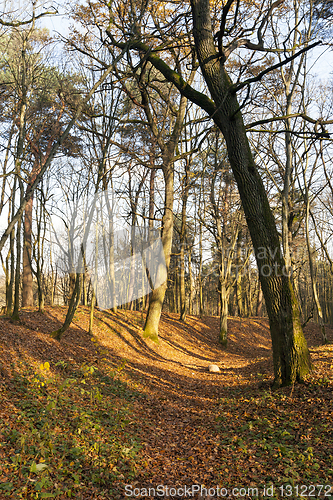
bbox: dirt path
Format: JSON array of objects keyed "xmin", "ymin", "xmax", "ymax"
[{"xmin": 102, "ymin": 313, "xmax": 333, "ymax": 498}]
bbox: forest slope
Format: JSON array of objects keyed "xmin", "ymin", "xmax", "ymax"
[{"xmin": 0, "ymin": 308, "xmax": 333, "ymax": 499}]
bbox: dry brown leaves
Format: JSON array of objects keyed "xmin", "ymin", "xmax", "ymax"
[{"xmin": 0, "ymin": 307, "xmax": 332, "ymax": 499}]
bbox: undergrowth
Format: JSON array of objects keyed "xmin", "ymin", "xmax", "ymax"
[
  {"xmin": 215, "ymin": 383, "xmax": 333, "ymax": 497},
  {"xmin": 0, "ymin": 359, "xmax": 141, "ymax": 499}
]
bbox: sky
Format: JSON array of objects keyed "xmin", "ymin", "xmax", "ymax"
[
  {"xmin": 0, "ymin": 0, "xmax": 332, "ymax": 260},
  {"xmin": 37, "ymin": 1, "xmax": 333, "ymax": 83}
]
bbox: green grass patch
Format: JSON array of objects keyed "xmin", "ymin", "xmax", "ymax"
[
  {"xmin": 215, "ymin": 386, "xmax": 333, "ymax": 496},
  {"xmin": 0, "ymin": 359, "xmax": 141, "ymax": 499}
]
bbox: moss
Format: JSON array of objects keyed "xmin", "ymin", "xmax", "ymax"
[
  {"xmin": 50, "ymin": 329, "xmax": 62, "ymax": 341},
  {"xmin": 219, "ymin": 329, "xmax": 228, "ymax": 346},
  {"xmin": 142, "ymin": 327, "xmax": 159, "ymax": 344}
]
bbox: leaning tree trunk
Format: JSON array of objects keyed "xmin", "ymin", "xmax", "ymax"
[
  {"xmin": 143, "ymin": 164, "xmax": 173, "ymax": 341},
  {"xmin": 51, "ymin": 273, "xmax": 82, "ymax": 340},
  {"xmin": 190, "ymin": 0, "xmax": 312, "ymax": 387}
]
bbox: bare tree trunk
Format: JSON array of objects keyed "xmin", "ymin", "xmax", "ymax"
[
  {"xmin": 171, "ymin": 276, "xmax": 176, "ymax": 313},
  {"xmin": 189, "ymin": 0, "xmax": 312, "ymax": 386},
  {"xmin": 22, "ymin": 195, "xmax": 34, "ymax": 307},
  {"xmin": 143, "ymin": 86, "xmax": 190, "ymax": 338},
  {"xmin": 282, "ymin": 109, "xmax": 292, "ymax": 273},
  {"xmin": 179, "ymin": 239, "xmax": 186, "ymax": 321},
  {"xmin": 179, "ymin": 159, "xmax": 190, "ymax": 322},
  {"xmin": 82, "ymin": 269, "xmax": 87, "ymax": 307},
  {"xmin": 149, "ymin": 167, "xmax": 156, "ymax": 229},
  {"xmin": 144, "ymin": 164, "xmax": 173, "ymax": 340},
  {"xmin": 51, "ymin": 273, "xmax": 82, "ymax": 340},
  {"xmin": 248, "ymin": 276, "xmax": 254, "ymax": 317},
  {"xmin": 219, "ymin": 281, "xmax": 229, "ymax": 345},
  {"xmin": 6, "ymin": 228, "xmax": 15, "ymax": 315},
  {"xmin": 33, "ymin": 191, "xmax": 47, "ymax": 313},
  {"xmin": 11, "ymin": 218, "xmax": 22, "ymax": 322},
  {"xmin": 188, "ymin": 247, "xmax": 194, "ymax": 315},
  {"xmin": 50, "ymin": 245, "xmax": 55, "ymax": 306},
  {"xmin": 229, "ymin": 288, "xmax": 236, "ymax": 316},
  {"xmin": 35, "ymin": 235, "xmax": 45, "ymax": 314},
  {"xmin": 108, "ymin": 212, "xmax": 117, "ymax": 313},
  {"xmin": 304, "ymin": 175, "xmax": 327, "ymax": 344},
  {"xmin": 236, "ymin": 230, "xmax": 243, "ymax": 317},
  {"xmin": 198, "ymin": 219, "xmax": 204, "ymax": 318},
  {"xmin": 99, "ymin": 185, "xmax": 117, "ymax": 313},
  {"xmin": 89, "ymin": 289, "xmax": 96, "ymax": 335}
]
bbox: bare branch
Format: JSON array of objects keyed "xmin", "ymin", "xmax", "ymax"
[
  {"xmin": 0, "ymin": 44, "xmax": 129, "ymax": 253},
  {"xmin": 257, "ymin": 0, "xmax": 285, "ymax": 47},
  {"xmin": 233, "ymin": 40, "xmax": 322, "ymax": 92},
  {"xmin": 0, "ymin": 8, "xmax": 58, "ymax": 27},
  {"xmin": 246, "ymin": 113, "xmax": 333, "ymax": 130}
]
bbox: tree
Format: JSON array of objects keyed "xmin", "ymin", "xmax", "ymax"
[
  {"xmin": 196, "ymin": 129, "xmax": 245, "ymax": 342},
  {"xmin": 0, "ymin": 39, "xmax": 129, "ymax": 263},
  {"xmin": 103, "ymin": 0, "xmax": 314, "ymax": 386},
  {"xmin": 117, "ymin": 63, "xmax": 195, "ymax": 340}
]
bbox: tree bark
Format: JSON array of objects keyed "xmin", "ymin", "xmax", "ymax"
[
  {"xmin": 11, "ymin": 218, "xmax": 22, "ymax": 322},
  {"xmin": 143, "ymin": 164, "xmax": 173, "ymax": 341},
  {"xmin": 219, "ymin": 281, "xmax": 229, "ymax": 345},
  {"xmin": 198, "ymin": 217, "xmax": 204, "ymax": 318},
  {"xmin": 179, "ymin": 158, "xmax": 190, "ymax": 322},
  {"xmin": 35, "ymin": 207, "xmax": 45, "ymax": 313},
  {"xmin": 101, "ymin": 183, "xmax": 117, "ymax": 313},
  {"xmin": 22, "ymin": 221, "xmax": 33, "ymax": 304},
  {"xmin": 190, "ymin": 0, "xmax": 312, "ymax": 386},
  {"xmin": 282, "ymin": 103, "xmax": 292, "ymax": 273},
  {"xmin": 236, "ymin": 230, "xmax": 243, "ymax": 317},
  {"xmin": 89, "ymin": 289, "xmax": 96, "ymax": 335},
  {"xmin": 149, "ymin": 167, "xmax": 156, "ymax": 229},
  {"xmin": 143, "ymin": 88, "xmax": 190, "ymax": 339},
  {"xmin": 6, "ymin": 228, "xmax": 15, "ymax": 315},
  {"xmin": 22, "ymin": 176, "xmax": 36, "ymax": 307},
  {"xmin": 51, "ymin": 273, "xmax": 82, "ymax": 340},
  {"xmin": 188, "ymin": 247, "xmax": 194, "ymax": 315},
  {"xmin": 303, "ymin": 168, "xmax": 328, "ymax": 344}
]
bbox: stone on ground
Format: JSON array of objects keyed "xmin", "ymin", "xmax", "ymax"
[{"xmin": 208, "ymin": 364, "xmax": 220, "ymax": 373}]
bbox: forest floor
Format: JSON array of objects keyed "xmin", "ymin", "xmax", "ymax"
[{"xmin": 0, "ymin": 307, "xmax": 333, "ymax": 500}]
